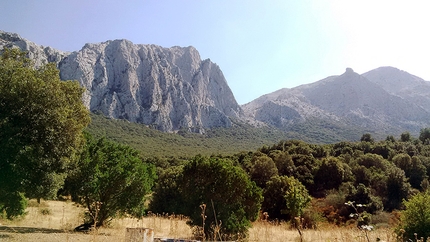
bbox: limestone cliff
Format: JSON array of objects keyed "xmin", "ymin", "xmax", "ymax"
[{"xmin": 0, "ymin": 31, "xmax": 242, "ymax": 133}]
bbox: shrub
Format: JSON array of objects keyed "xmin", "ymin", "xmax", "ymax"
[
  {"xmin": 398, "ymin": 191, "xmax": 430, "ymax": 241},
  {"xmin": 179, "ymin": 156, "xmax": 262, "ymax": 240},
  {"xmin": 262, "ymin": 175, "xmax": 311, "ymax": 221},
  {"xmin": 65, "ymin": 135, "xmax": 157, "ymax": 227}
]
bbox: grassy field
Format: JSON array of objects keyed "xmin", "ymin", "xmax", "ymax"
[{"xmin": 0, "ymin": 200, "xmax": 397, "ymax": 242}]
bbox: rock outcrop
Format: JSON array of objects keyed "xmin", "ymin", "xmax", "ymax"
[
  {"xmin": 0, "ymin": 31, "xmax": 242, "ymax": 133},
  {"xmin": 0, "ymin": 30, "xmax": 68, "ymax": 67}
]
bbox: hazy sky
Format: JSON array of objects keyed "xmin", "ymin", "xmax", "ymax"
[{"xmin": 2, "ymin": 1, "xmax": 429, "ymax": 104}]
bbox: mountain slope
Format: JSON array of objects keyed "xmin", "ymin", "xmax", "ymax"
[
  {"xmin": 243, "ymin": 68, "xmax": 430, "ymax": 138},
  {"xmin": 363, "ymin": 66, "xmax": 430, "ymax": 113}
]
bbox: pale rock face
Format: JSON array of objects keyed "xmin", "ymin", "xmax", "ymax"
[
  {"xmin": 0, "ymin": 31, "xmax": 242, "ymax": 133},
  {"xmin": 0, "ymin": 30, "xmax": 68, "ymax": 67}
]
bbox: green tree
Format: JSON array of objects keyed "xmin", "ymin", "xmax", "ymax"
[
  {"xmin": 262, "ymin": 175, "xmax": 311, "ymax": 221},
  {"xmin": 250, "ymin": 154, "xmax": 278, "ymax": 188},
  {"xmin": 291, "ymin": 154, "xmax": 318, "ymax": 194},
  {"xmin": 284, "ymin": 178, "xmax": 312, "ymax": 219},
  {"xmin": 400, "ymin": 132, "xmax": 412, "ymax": 142},
  {"xmin": 385, "ymin": 135, "xmax": 396, "ymax": 143},
  {"xmin": 179, "ymin": 156, "xmax": 262, "ymax": 240},
  {"xmin": 65, "ymin": 135, "xmax": 156, "ymax": 227},
  {"xmin": 393, "ymin": 154, "xmax": 427, "ymax": 189},
  {"xmin": 360, "ymin": 133, "xmax": 374, "ymax": 143},
  {"xmin": 419, "ymin": 128, "xmax": 430, "ymax": 144},
  {"xmin": 269, "ymin": 150, "xmax": 294, "ymax": 177},
  {"xmin": 399, "ymin": 192, "xmax": 430, "ymax": 241},
  {"xmin": 0, "ymin": 48, "xmax": 90, "ymax": 217},
  {"xmin": 385, "ymin": 166, "xmax": 411, "ymax": 211},
  {"xmin": 149, "ymin": 165, "xmax": 186, "ymax": 215},
  {"xmin": 314, "ymin": 157, "xmax": 346, "ymax": 194}
]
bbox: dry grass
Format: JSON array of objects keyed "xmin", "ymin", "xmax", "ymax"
[
  {"xmin": 0, "ymin": 200, "xmax": 397, "ymax": 241},
  {"xmin": 0, "ymin": 199, "xmax": 193, "ymax": 241},
  {"xmin": 249, "ymin": 221, "xmax": 396, "ymax": 242}
]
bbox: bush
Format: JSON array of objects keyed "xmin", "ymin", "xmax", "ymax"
[
  {"xmin": 262, "ymin": 175, "xmax": 311, "ymax": 221},
  {"xmin": 65, "ymin": 135, "xmax": 157, "ymax": 227},
  {"xmin": 178, "ymin": 156, "xmax": 262, "ymax": 240},
  {"xmin": 398, "ymin": 191, "xmax": 430, "ymax": 241}
]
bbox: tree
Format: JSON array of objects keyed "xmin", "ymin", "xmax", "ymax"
[
  {"xmin": 269, "ymin": 150, "xmax": 295, "ymax": 177},
  {"xmin": 65, "ymin": 134, "xmax": 156, "ymax": 228},
  {"xmin": 400, "ymin": 132, "xmax": 412, "ymax": 142},
  {"xmin": 0, "ymin": 48, "xmax": 90, "ymax": 217},
  {"xmin": 386, "ymin": 135, "xmax": 396, "ymax": 143},
  {"xmin": 149, "ymin": 165, "xmax": 186, "ymax": 215},
  {"xmin": 314, "ymin": 157, "xmax": 347, "ymax": 195},
  {"xmin": 399, "ymin": 192, "xmax": 430, "ymax": 241},
  {"xmin": 385, "ymin": 166, "xmax": 411, "ymax": 211},
  {"xmin": 262, "ymin": 175, "xmax": 311, "ymax": 221},
  {"xmin": 345, "ymin": 183, "xmax": 383, "ymax": 214},
  {"xmin": 393, "ymin": 154, "xmax": 427, "ymax": 189},
  {"xmin": 249, "ymin": 154, "xmax": 278, "ymax": 188},
  {"xmin": 419, "ymin": 128, "xmax": 430, "ymax": 144},
  {"xmin": 360, "ymin": 133, "xmax": 374, "ymax": 143},
  {"xmin": 178, "ymin": 156, "xmax": 262, "ymax": 240}
]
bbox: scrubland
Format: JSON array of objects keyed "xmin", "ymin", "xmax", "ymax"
[{"xmin": 0, "ymin": 200, "xmax": 396, "ymax": 242}]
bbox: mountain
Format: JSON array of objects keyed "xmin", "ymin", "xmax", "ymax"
[
  {"xmin": 363, "ymin": 66, "xmax": 430, "ymax": 114},
  {"xmin": 2, "ymin": 30, "xmax": 430, "ymax": 142},
  {"xmin": 0, "ymin": 30, "xmax": 242, "ymax": 133},
  {"xmin": 244, "ymin": 67, "xmax": 430, "ymax": 139}
]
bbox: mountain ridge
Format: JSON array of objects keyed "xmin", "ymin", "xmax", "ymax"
[
  {"xmin": 244, "ymin": 67, "xmax": 430, "ymax": 137},
  {"xmin": 2, "ymin": 30, "xmax": 430, "ymax": 142}
]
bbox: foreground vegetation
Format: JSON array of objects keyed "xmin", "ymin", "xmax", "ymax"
[{"xmin": 0, "ymin": 199, "xmax": 397, "ymax": 242}]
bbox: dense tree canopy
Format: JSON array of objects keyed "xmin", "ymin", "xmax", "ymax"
[{"xmin": 0, "ymin": 48, "xmax": 90, "ymax": 217}]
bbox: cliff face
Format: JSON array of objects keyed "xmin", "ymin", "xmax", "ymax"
[
  {"xmin": 59, "ymin": 40, "xmax": 242, "ymax": 132},
  {"xmin": 0, "ymin": 31, "xmax": 242, "ymax": 133}
]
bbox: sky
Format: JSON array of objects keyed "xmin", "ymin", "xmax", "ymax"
[{"xmin": 1, "ymin": 0, "xmax": 430, "ymax": 104}]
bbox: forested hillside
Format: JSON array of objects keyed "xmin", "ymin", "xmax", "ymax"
[{"xmin": 87, "ymin": 113, "xmax": 290, "ymax": 158}]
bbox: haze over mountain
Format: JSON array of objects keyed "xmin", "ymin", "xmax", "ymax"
[{"xmin": 2, "ymin": 30, "xmax": 430, "ymax": 141}]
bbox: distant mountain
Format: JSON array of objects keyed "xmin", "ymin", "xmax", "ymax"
[
  {"xmin": 2, "ymin": 30, "xmax": 430, "ymax": 142},
  {"xmin": 0, "ymin": 30, "xmax": 242, "ymax": 133},
  {"xmin": 243, "ymin": 67, "xmax": 430, "ymax": 139},
  {"xmin": 363, "ymin": 66, "xmax": 430, "ymax": 114}
]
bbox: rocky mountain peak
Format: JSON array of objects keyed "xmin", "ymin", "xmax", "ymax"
[
  {"xmin": 0, "ymin": 31, "xmax": 242, "ymax": 133},
  {"xmin": 0, "ymin": 30, "xmax": 69, "ymax": 67}
]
